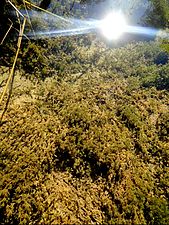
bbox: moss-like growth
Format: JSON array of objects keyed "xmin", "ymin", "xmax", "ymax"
[{"xmin": 0, "ymin": 39, "xmax": 169, "ymax": 224}]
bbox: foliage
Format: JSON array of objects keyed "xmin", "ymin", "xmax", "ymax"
[
  {"xmin": 145, "ymin": 0, "xmax": 169, "ymax": 28},
  {"xmin": 143, "ymin": 0, "xmax": 169, "ymax": 53},
  {"xmin": 0, "ymin": 1, "xmax": 169, "ymax": 224},
  {"xmin": 0, "ymin": 38, "xmax": 169, "ymax": 224},
  {"xmin": 161, "ymin": 40, "xmax": 169, "ymax": 52}
]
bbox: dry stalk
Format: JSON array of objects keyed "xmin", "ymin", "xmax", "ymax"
[
  {"xmin": 0, "ymin": 19, "xmax": 13, "ymax": 45},
  {"xmin": 23, "ymin": 0, "xmax": 36, "ymax": 37},
  {"xmin": 12, "ymin": 26, "xmax": 30, "ymax": 40},
  {"xmin": 7, "ymin": 0, "xmax": 24, "ymax": 18},
  {"xmin": 24, "ymin": 0, "xmax": 70, "ymax": 23},
  {"xmin": 16, "ymin": 9, "xmax": 22, "ymax": 32},
  {"xmin": 0, "ymin": 17, "xmax": 26, "ymax": 122}
]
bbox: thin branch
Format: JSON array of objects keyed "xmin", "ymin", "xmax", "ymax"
[
  {"xmin": 0, "ymin": 79, "xmax": 7, "ymax": 89},
  {"xmin": 23, "ymin": 0, "xmax": 36, "ymax": 37},
  {"xmin": 7, "ymin": 0, "xmax": 25, "ymax": 18},
  {"xmin": 16, "ymin": 9, "xmax": 22, "ymax": 31},
  {"xmin": 0, "ymin": 17, "xmax": 27, "ymax": 123},
  {"xmin": 70, "ymin": 0, "xmax": 76, "ymax": 12},
  {"xmin": 24, "ymin": 0, "xmax": 71, "ymax": 23},
  {"xmin": 12, "ymin": 26, "xmax": 30, "ymax": 40},
  {"xmin": 0, "ymin": 19, "xmax": 13, "ymax": 45}
]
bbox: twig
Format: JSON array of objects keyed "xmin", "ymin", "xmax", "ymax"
[
  {"xmin": 0, "ymin": 79, "xmax": 7, "ymax": 89},
  {"xmin": 23, "ymin": 0, "xmax": 36, "ymax": 37},
  {"xmin": 70, "ymin": 0, "xmax": 75, "ymax": 12},
  {"xmin": 24, "ymin": 0, "xmax": 71, "ymax": 23},
  {"xmin": 7, "ymin": 0, "xmax": 25, "ymax": 18},
  {"xmin": 12, "ymin": 26, "xmax": 30, "ymax": 40},
  {"xmin": 0, "ymin": 17, "xmax": 26, "ymax": 123},
  {"xmin": 16, "ymin": 9, "xmax": 22, "ymax": 31},
  {"xmin": 0, "ymin": 19, "xmax": 13, "ymax": 45}
]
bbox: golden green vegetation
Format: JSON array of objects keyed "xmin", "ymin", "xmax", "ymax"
[{"xmin": 0, "ymin": 38, "xmax": 169, "ymax": 224}]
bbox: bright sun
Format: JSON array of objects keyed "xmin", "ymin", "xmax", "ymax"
[{"xmin": 100, "ymin": 12, "xmax": 127, "ymax": 40}]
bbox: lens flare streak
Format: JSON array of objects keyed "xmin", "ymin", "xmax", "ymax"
[
  {"xmin": 26, "ymin": 10, "xmax": 169, "ymax": 40},
  {"xmin": 33, "ymin": 26, "xmax": 94, "ymax": 38},
  {"xmin": 126, "ymin": 25, "xmax": 158, "ymax": 37}
]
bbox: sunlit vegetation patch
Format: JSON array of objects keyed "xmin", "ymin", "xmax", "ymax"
[{"xmin": 0, "ymin": 39, "xmax": 169, "ymax": 224}]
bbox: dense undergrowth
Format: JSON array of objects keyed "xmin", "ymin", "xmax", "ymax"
[{"xmin": 0, "ymin": 38, "xmax": 169, "ymax": 224}]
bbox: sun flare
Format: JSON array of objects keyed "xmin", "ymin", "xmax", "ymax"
[{"xmin": 100, "ymin": 12, "xmax": 127, "ymax": 40}]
